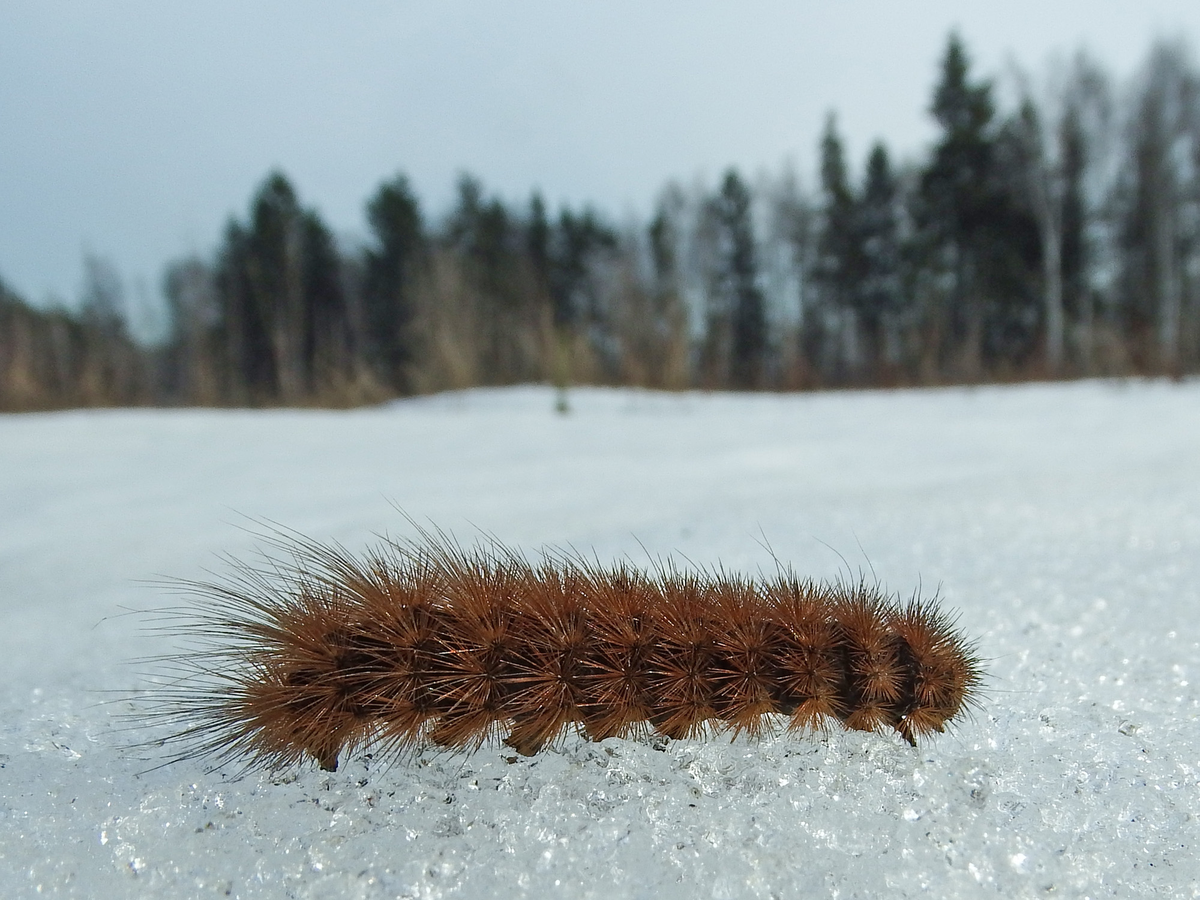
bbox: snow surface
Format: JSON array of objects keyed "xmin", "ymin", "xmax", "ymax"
[{"xmin": 2, "ymin": 380, "xmax": 1199, "ymax": 899}]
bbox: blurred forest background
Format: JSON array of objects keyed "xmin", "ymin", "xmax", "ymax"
[{"xmin": 4, "ymin": 34, "xmax": 1200, "ymax": 410}]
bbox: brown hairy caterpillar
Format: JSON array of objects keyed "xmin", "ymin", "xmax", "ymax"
[{"xmin": 141, "ymin": 529, "xmax": 982, "ymax": 773}]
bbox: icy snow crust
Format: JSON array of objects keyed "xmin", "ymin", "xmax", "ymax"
[{"xmin": 1, "ymin": 381, "xmax": 1198, "ymax": 898}]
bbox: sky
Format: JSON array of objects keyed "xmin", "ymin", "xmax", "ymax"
[{"xmin": 3, "ymin": 1, "xmax": 1200, "ymax": 333}]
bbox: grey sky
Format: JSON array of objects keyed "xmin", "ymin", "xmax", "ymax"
[{"xmin": 3, "ymin": 1, "xmax": 1200, "ymax": 326}]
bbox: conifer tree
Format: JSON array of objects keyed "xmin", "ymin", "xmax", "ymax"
[
  {"xmin": 216, "ymin": 171, "xmax": 348, "ymax": 402},
  {"xmin": 919, "ymin": 33, "xmax": 997, "ymax": 377},
  {"xmin": 549, "ymin": 208, "xmax": 616, "ymax": 330},
  {"xmin": 445, "ymin": 175, "xmax": 525, "ymax": 381},
  {"xmin": 1055, "ymin": 54, "xmax": 1112, "ymax": 374},
  {"xmin": 711, "ymin": 169, "xmax": 766, "ymax": 388},
  {"xmin": 1059, "ymin": 103, "xmax": 1088, "ymax": 366},
  {"xmin": 920, "ymin": 33, "xmax": 1040, "ymax": 377},
  {"xmin": 648, "ymin": 189, "xmax": 686, "ymax": 346},
  {"xmin": 813, "ymin": 114, "xmax": 857, "ymax": 381},
  {"xmin": 526, "ymin": 192, "xmax": 552, "ymax": 303},
  {"xmin": 854, "ymin": 142, "xmax": 902, "ymax": 377},
  {"xmin": 447, "ymin": 175, "xmax": 520, "ymax": 305},
  {"xmin": 364, "ymin": 174, "xmax": 425, "ymax": 392},
  {"xmin": 638, "ymin": 187, "xmax": 691, "ymax": 389}
]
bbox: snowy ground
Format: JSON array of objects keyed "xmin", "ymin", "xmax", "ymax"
[{"xmin": 2, "ymin": 380, "xmax": 1198, "ymax": 899}]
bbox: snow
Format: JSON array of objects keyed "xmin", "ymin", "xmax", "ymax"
[{"xmin": 2, "ymin": 380, "xmax": 1199, "ymax": 899}]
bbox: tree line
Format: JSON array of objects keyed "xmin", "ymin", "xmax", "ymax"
[{"xmin": 4, "ymin": 33, "xmax": 1200, "ymax": 411}]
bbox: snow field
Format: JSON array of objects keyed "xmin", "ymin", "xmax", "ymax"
[{"xmin": 1, "ymin": 380, "xmax": 1198, "ymax": 898}]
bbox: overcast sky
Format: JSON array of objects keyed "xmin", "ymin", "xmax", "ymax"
[{"xmin": 4, "ymin": 1, "xmax": 1200, "ymax": 327}]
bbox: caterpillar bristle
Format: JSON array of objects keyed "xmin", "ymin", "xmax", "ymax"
[{"xmin": 140, "ymin": 530, "xmax": 984, "ymax": 773}]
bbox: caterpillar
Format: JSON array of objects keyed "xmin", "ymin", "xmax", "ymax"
[{"xmin": 142, "ymin": 529, "xmax": 982, "ymax": 773}]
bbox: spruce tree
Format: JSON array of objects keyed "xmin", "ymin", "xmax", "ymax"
[
  {"xmin": 1059, "ymin": 105, "xmax": 1087, "ymax": 356},
  {"xmin": 364, "ymin": 174, "xmax": 425, "ymax": 392},
  {"xmin": 920, "ymin": 33, "xmax": 996, "ymax": 376},
  {"xmin": 216, "ymin": 171, "xmax": 348, "ymax": 402},
  {"xmin": 446, "ymin": 175, "xmax": 525, "ymax": 381},
  {"xmin": 712, "ymin": 169, "xmax": 766, "ymax": 388},
  {"xmin": 549, "ymin": 208, "xmax": 616, "ymax": 329},
  {"xmin": 854, "ymin": 142, "xmax": 902, "ymax": 377},
  {"xmin": 526, "ymin": 192, "xmax": 551, "ymax": 301},
  {"xmin": 920, "ymin": 33, "xmax": 1039, "ymax": 377},
  {"xmin": 814, "ymin": 113, "xmax": 857, "ymax": 381}
]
